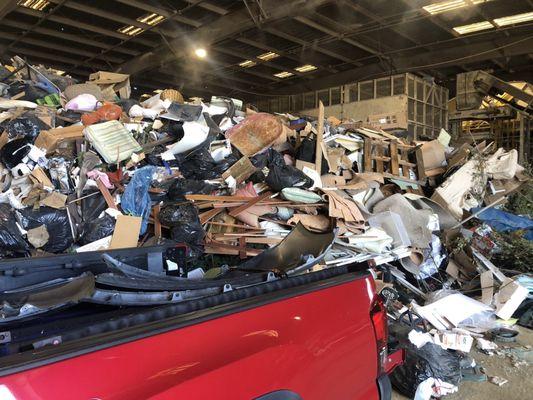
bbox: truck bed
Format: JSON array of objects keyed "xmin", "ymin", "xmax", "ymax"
[{"xmin": 0, "ymin": 267, "xmax": 381, "ymax": 400}]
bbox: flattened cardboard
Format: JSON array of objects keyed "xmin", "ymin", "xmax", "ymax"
[
  {"xmin": 109, "ymin": 215, "xmax": 141, "ymax": 249},
  {"xmin": 34, "ymin": 125, "xmax": 84, "ymax": 154},
  {"xmin": 41, "ymin": 192, "xmax": 67, "ymax": 209},
  {"xmin": 221, "ymin": 156, "xmax": 256, "ymax": 183}
]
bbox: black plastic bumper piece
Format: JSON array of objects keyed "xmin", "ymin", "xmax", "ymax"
[{"xmin": 378, "ymin": 374, "xmax": 393, "ymax": 400}]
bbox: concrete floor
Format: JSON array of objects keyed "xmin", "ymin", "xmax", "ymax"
[{"xmin": 392, "ymin": 326, "xmax": 533, "ymax": 400}]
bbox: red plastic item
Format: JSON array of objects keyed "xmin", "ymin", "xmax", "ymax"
[
  {"xmin": 0, "ymin": 276, "xmax": 385, "ymax": 399},
  {"xmin": 81, "ymin": 102, "xmax": 122, "ymax": 126}
]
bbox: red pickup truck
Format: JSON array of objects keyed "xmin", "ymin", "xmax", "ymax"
[{"xmin": 0, "ymin": 256, "xmax": 401, "ymax": 399}]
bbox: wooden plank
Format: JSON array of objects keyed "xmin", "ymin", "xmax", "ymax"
[
  {"xmin": 415, "ymin": 147, "xmax": 426, "ymax": 180},
  {"xmin": 315, "ymin": 100, "xmax": 324, "ymax": 173},
  {"xmin": 199, "ymin": 208, "xmax": 224, "ymax": 224},
  {"xmin": 376, "ymin": 143, "xmax": 384, "ymax": 173},
  {"xmin": 186, "ymin": 195, "xmax": 259, "ymax": 202},
  {"xmin": 153, "ymin": 204, "xmax": 162, "ymax": 239},
  {"xmin": 96, "ymin": 178, "xmax": 118, "ymax": 210},
  {"xmin": 390, "ymin": 140, "xmax": 400, "ymax": 175},
  {"xmin": 228, "ymin": 192, "xmax": 272, "ymax": 217},
  {"xmin": 364, "ymin": 138, "xmax": 373, "ymax": 172}
]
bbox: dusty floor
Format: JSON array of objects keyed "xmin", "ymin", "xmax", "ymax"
[{"xmin": 392, "ymin": 326, "xmax": 533, "ymax": 400}]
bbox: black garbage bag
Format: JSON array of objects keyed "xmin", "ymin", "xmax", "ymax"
[
  {"xmin": 79, "ymin": 214, "xmax": 115, "ymax": 245},
  {"xmin": 4, "ymin": 116, "xmax": 42, "ymax": 140},
  {"xmin": 265, "ymin": 164, "xmax": 313, "ymax": 192},
  {"xmin": 0, "ymin": 138, "xmax": 31, "ymax": 169},
  {"xmin": 176, "ymin": 148, "xmax": 237, "ymax": 180},
  {"xmin": 18, "ymin": 207, "xmax": 73, "ymax": 253},
  {"xmin": 0, "ymin": 204, "xmax": 29, "ymax": 256},
  {"xmin": 159, "ymin": 203, "xmax": 205, "ymax": 256},
  {"xmin": 390, "ymin": 341, "xmax": 462, "ymax": 397},
  {"xmin": 251, "ymin": 148, "xmax": 285, "ymax": 169},
  {"xmin": 167, "ymin": 179, "xmax": 214, "ymax": 201},
  {"xmin": 165, "ymin": 120, "xmax": 185, "ymax": 140},
  {"xmin": 80, "ymin": 191, "xmax": 107, "ymax": 221}
]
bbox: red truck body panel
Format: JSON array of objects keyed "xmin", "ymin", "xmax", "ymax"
[{"xmin": 0, "ymin": 274, "xmax": 380, "ymax": 400}]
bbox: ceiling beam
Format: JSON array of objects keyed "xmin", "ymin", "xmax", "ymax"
[
  {"xmin": 263, "ymin": 27, "xmax": 364, "ymax": 67},
  {"xmin": 4, "ymin": 47, "xmax": 108, "ymax": 71},
  {"xmin": 15, "ymin": 6, "xmax": 158, "ymax": 47},
  {"xmin": 270, "ymin": 33, "xmax": 533, "ymax": 94},
  {"xmin": 0, "ymin": 31, "xmax": 124, "ymax": 64},
  {"xmin": 294, "ymin": 15, "xmax": 381, "ymax": 56},
  {"xmin": 213, "ymin": 46, "xmax": 306, "ymax": 76},
  {"xmin": 0, "ymin": 0, "xmax": 18, "ymax": 21},
  {"xmin": 113, "ymin": 0, "xmax": 202, "ymax": 28},
  {"xmin": 183, "ymin": 0, "xmax": 228, "ymax": 15},
  {"xmin": 158, "ymin": 63, "xmax": 271, "ymax": 88},
  {"xmin": 116, "ymin": 0, "xmax": 332, "ymax": 76},
  {"xmin": 235, "ymin": 37, "xmax": 338, "ymax": 73},
  {"xmin": 0, "ymin": 19, "xmax": 140, "ymax": 56}
]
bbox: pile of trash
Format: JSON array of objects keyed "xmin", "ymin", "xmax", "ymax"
[{"xmin": 0, "ymin": 57, "xmax": 532, "ymax": 398}]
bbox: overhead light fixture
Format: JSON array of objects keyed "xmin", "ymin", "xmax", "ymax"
[
  {"xmin": 423, "ymin": 0, "xmax": 491, "ymax": 15},
  {"xmin": 257, "ymin": 52, "xmax": 279, "ymax": 61},
  {"xmin": 195, "ymin": 48, "xmax": 207, "ymax": 58},
  {"xmin": 274, "ymin": 71, "xmax": 294, "ymax": 78},
  {"xmin": 239, "ymin": 60, "xmax": 257, "ymax": 68},
  {"xmin": 17, "ymin": 0, "xmax": 50, "ymax": 11},
  {"xmin": 453, "ymin": 20, "xmax": 494, "ymax": 34},
  {"xmin": 295, "ymin": 64, "xmax": 317, "ymax": 73},
  {"xmin": 137, "ymin": 12, "xmax": 165, "ymax": 26},
  {"xmin": 118, "ymin": 25, "xmax": 144, "ymax": 36},
  {"xmin": 493, "ymin": 11, "xmax": 533, "ymax": 27},
  {"xmin": 117, "ymin": 12, "xmax": 165, "ymax": 36}
]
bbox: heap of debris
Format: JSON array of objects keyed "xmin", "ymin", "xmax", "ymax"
[{"xmin": 0, "ymin": 57, "xmax": 531, "ymax": 399}]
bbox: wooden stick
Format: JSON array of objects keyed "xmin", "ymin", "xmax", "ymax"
[
  {"xmin": 228, "ymin": 192, "xmax": 272, "ymax": 217},
  {"xmin": 315, "ymin": 100, "xmax": 324, "ymax": 173}
]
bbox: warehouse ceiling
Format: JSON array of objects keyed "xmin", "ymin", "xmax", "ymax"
[{"xmin": 0, "ymin": 0, "xmax": 532, "ymax": 100}]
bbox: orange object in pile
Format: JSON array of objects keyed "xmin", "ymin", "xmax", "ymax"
[{"xmin": 81, "ymin": 102, "xmax": 122, "ymax": 125}]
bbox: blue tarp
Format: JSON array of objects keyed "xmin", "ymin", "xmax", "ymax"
[{"xmin": 473, "ymin": 207, "xmax": 533, "ymax": 240}]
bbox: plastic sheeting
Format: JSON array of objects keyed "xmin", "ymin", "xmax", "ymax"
[
  {"xmin": 473, "ymin": 207, "xmax": 533, "ymax": 240},
  {"xmin": 121, "ymin": 166, "xmax": 155, "ymax": 235}
]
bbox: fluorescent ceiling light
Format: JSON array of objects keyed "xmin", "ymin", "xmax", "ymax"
[
  {"xmin": 423, "ymin": 0, "xmax": 491, "ymax": 15},
  {"xmin": 493, "ymin": 12, "xmax": 533, "ymax": 27},
  {"xmin": 137, "ymin": 12, "xmax": 165, "ymax": 26},
  {"xmin": 257, "ymin": 52, "xmax": 279, "ymax": 61},
  {"xmin": 239, "ymin": 60, "xmax": 257, "ymax": 68},
  {"xmin": 274, "ymin": 71, "xmax": 294, "ymax": 78},
  {"xmin": 18, "ymin": 0, "xmax": 50, "ymax": 11},
  {"xmin": 118, "ymin": 25, "xmax": 144, "ymax": 36},
  {"xmin": 295, "ymin": 64, "xmax": 317, "ymax": 72},
  {"xmin": 117, "ymin": 12, "xmax": 165, "ymax": 36},
  {"xmin": 453, "ymin": 20, "xmax": 494, "ymax": 34}
]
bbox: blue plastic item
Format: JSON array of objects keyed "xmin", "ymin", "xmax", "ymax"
[
  {"xmin": 473, "ymin": 207, "xmax": 533, "ymax": 240},
  {"xmin": 121, "ymin": 166, "xmax": 156, "ymax": 235}
]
